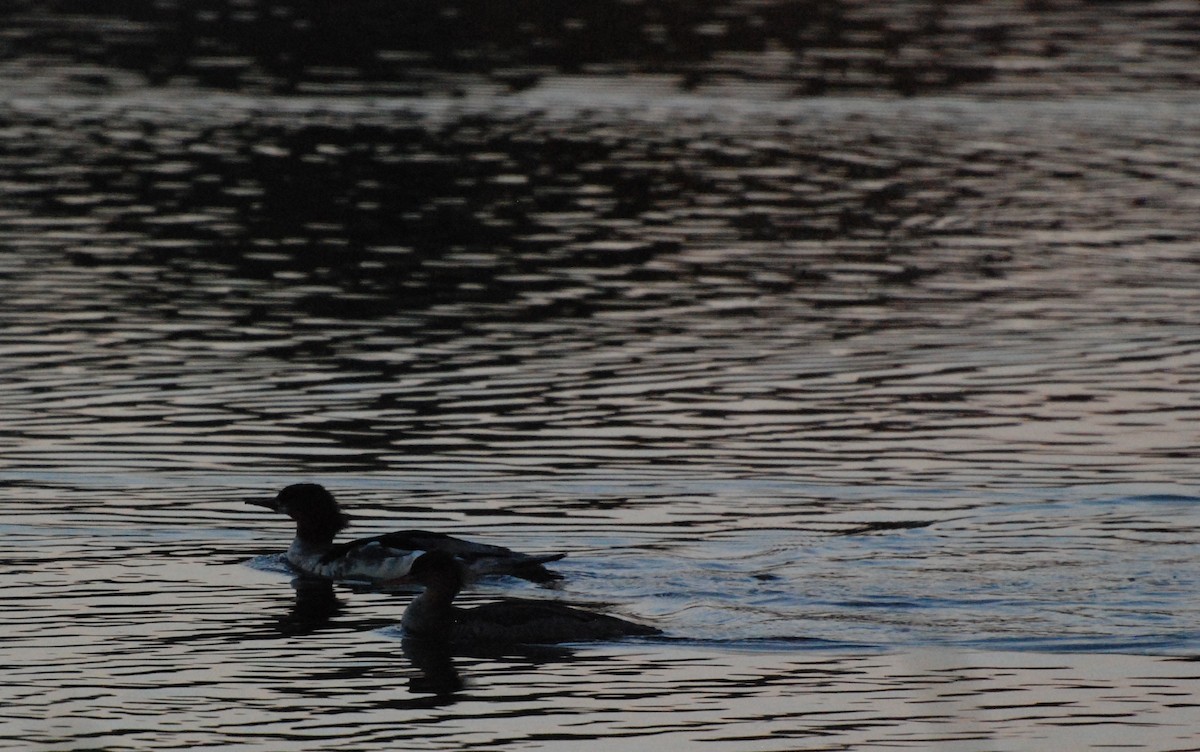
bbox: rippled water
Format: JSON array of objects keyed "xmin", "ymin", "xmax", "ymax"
[{"xmin": 4, "ymin": 3, "xmax": 1200, "ymax": 749}]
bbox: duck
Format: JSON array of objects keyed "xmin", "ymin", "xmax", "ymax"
[
  {"xmin": 246, "ymin": 483, "xmax": 565, "ymax": 584},
  {"xmin": 400, "ymin": 550, "xmax": 661, "ymax": 644}
]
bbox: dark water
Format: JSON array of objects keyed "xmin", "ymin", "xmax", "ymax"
[{"xmin": 3, "ymin": 3, "xmax": 1200, "ymax": 749}]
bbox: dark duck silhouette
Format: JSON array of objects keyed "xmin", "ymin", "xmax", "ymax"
[
  {"xmin": 401, "ymin": 550, "xmax": 661, "ymax": 644},
  {"xmin": 247, "ymin": 483, "xmax": 565, "ymax": 584}
]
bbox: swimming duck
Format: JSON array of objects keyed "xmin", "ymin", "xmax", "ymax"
[
  {"xmin": 247, "ymin": 483, "xmax": 565, "ymax": 584},
  {"xmin": 401, "ymin": 550, "xmax": 661, "ymax": 644}
]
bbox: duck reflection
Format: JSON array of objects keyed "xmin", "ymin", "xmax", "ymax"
[
  {"xmin": 400, "ymin": 636, "xmax": 580, "ymax": 698},
  {"xmin": 273, "ymin": 576, "xmax": 344, "ymax": 636},
  {"xmin": 399, "ymin": 637, "xmax": 464, "ymax": 695}
]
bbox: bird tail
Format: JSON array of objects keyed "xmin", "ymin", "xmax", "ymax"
[
  {"xmin": 514, "ymin": 553, "xmax": 566, "ymax": 583},
  {"xmin": 522, "ymin": 553, "xmax": 567, "ymax": 566}
]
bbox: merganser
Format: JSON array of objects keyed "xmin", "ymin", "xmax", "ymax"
[
  {"xmin": 401, "ymin": 550, "xmax": 661, "ymax": 644},
  {"xmin": 247, "ymin": 483, "xmax": 565, "ymax": 584}
]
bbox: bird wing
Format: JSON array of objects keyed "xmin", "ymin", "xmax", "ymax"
[
  {"xmin": 320, "ymin": 531, "xmax": 565, "ymax": 582},
  {"xmin": 351, "ymin": 530, "xmax": 564, "ymax": 564},
  {"xmin": 372, "ymin": 530, "xmax": 520, "ymax": 559}
]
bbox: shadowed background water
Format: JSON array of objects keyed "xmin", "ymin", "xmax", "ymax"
[{"xmin": 3, "ymin": 2, "xmax": 1200, "ymax": 750}]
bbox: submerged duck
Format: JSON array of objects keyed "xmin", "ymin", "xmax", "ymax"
[
  {"xmin": 247, "ymin": 483, "xmax": 565, "ymax": 584},
  {"xmin": 401, "ymin": 550, "xmax": 661, "ymax": 644}
]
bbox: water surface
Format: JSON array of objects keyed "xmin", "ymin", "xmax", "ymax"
[{"xmin": 3, "ymin": 3, "xmax": 1200, "ymax": 749}]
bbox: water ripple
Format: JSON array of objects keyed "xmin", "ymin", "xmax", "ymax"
[{"xmin": 4, "ymin": 14, "xmax": 1200, "ymax": 746}]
